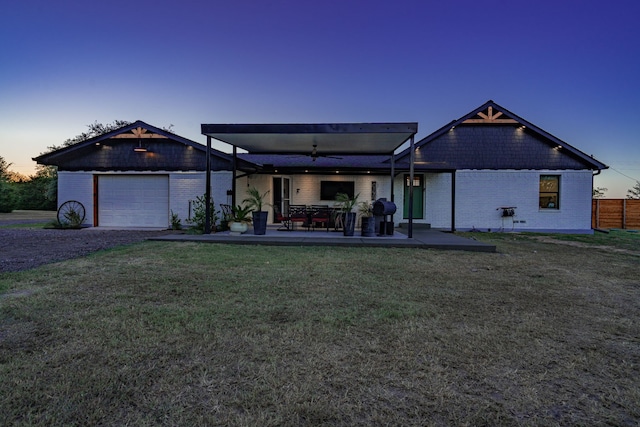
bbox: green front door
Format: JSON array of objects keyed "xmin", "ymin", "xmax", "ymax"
[{"xmin": 403, "ymin": 174, "xmax": 424, "ymax": 219}]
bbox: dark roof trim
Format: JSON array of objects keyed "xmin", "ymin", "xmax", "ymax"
[{"xmin": 202, "ymin": 122, "xmax": 417, "ymax": 134}]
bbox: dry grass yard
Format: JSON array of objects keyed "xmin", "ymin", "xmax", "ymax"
[{"xmin": 1, "ymin": 231, "xmax": 639, "ymax": 426}]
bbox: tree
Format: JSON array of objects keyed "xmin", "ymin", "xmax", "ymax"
[
  {"xmin": 45, "ymin": 120, "xmax": 132, "ymax": 153},
  {"xmin": 0, "ymin": 155, "xmax": 15, "ymax": 212},
  {"xmin": 627, "ymin": 181, "xmax": 640, "ymax": 200},
  {"xmin": 0, "ymin": 155, "xmax": 11, "ymax": 178},
  {"xmin": 592, "ymin": 187, "xmax": 608, "ymax": 199},
  {"xmin": 14, "ymin": 167, "xmax": 57, "ymax": 210}
]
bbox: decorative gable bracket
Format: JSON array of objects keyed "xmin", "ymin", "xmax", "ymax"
[
  {"xmin": 463, "ymin": 106, "xmax": 518, "ymax": 124},
  {"xmin": 112, "ymin": 127, "xmax": 169, "ymax": 139}
]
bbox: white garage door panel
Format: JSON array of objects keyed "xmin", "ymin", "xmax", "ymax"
[{"xmin": 99, "ymin": 176, "xmax": 169, "ymax": 227}]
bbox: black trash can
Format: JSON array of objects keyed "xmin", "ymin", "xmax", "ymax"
[{"xmin": 373, "ymin": 199, "xmax": 397, "ymax": 236}]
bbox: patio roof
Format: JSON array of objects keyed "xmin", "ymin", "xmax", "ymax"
[{"xmin": 200, "ymin": 122, "xmax": 418, "ymax": 155}]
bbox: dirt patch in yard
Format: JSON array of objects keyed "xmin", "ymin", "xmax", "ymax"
[
  {"xmin": 530, "ymin": 235, "xmax": 640, "ymax": 257},
  {"xmin": 0, "ymin": 228, "xmax": 178, "ymax": 272}
]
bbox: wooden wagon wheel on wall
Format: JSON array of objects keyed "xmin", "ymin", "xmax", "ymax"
[{"xmin": 57, "ymin": 200, "xmax": 86, "ymax": 227}]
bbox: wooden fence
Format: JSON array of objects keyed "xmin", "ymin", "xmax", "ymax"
[{"xmin": 592, "ymin": 199, "xmax": 640, "ymax": 229}]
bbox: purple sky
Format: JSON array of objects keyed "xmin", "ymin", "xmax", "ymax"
[{"xmin": 1, "ymin": 0, "xmax": 639, "ymax": 197}]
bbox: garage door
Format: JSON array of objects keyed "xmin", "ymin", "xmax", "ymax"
[{"xmin": 98, "ymin": 175, "xmax": 169, "ymax": 227}]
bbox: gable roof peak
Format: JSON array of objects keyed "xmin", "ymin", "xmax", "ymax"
[{"xmin": 462, "ymin": 101, "xmax": 519, "ymax": 125}]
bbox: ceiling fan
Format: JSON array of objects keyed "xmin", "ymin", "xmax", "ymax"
[{"xmin": 306, "ymin": 144, "xmax": 342, "ymax": 162}]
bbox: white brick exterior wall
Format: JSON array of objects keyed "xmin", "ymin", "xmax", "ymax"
[
  {"xmin": 238, "ymin": 174, "xmax": 391, "ymax": 223},
  {"xmin": 286, "ymin": 174, "xmax": 388, "ymax": 206},
  {"xmin": 395, "ymin": 170, "xmax": 594, "ymax": 232},
  {"xmin": 57, "ymin": 172, "xmax": 94, "ymax": 226},
  {"xmin": 58, "ymin": 171, "xmax": 232, "ymax": 227},
  {"xmin": 170, "ymin": 171, "xmax": 232, "ymax": 224},
  {"xmin": 60, "ymin": 169, "xmax": 593, "ymax": 232}
]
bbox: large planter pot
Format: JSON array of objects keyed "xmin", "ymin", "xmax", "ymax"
[
  {"xmin": 360, "ymin": 216, "xmax": 376, "ymax": 237},
  {"xmin": 343, "ymin": 212, "xmax": 357, "ymax": 236},
  {"xmin": 252, "ymin": 211, "xmax": 268, "ymax": 235},
  {"xmin": 229, "ymin": 221, "xmax": 249, "ymax": 235}
]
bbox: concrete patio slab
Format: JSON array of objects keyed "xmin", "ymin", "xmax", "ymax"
[{"xmin": 149, "ymin": 227, "xmax": 496, "ymax": 252}]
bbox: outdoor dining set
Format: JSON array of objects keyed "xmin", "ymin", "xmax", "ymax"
[{"xmin": 275, "ymin": 205, "xmax": 338, "ymax": 231}]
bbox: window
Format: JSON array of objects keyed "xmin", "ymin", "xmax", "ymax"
[{"xmin": 539, "ymin": 175, "xmax": 559, "ymax": 209}]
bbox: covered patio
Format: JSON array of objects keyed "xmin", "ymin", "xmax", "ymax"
[{"xmin": 200, "ymin": 122, "xmax": 421, "ymax": 237}]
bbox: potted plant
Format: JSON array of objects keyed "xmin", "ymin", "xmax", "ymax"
[
  {"xmin": 336, "ymin": 192, "xmax": 359, "ymax": 236},
  {"xmin": 358, "ymin": 201, "xmax": 376, "ymax": 237},
  {"xmin": 229, "ymin": 204, "xmax": 253, "ymax": 235},
  {"xmin": 244, "ymin": 187, "xmax": 270, "ymax": 235}
]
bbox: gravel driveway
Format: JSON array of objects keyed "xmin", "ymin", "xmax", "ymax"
[{"xmin": 0, "ymin": 227, "xmax": 176, "ymax": 273}]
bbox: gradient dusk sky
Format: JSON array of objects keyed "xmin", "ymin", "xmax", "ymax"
[{"xmin": 1, "ymin": 0, "xmax": 639, "ymax": 197}]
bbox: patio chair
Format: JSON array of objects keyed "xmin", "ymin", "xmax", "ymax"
[
  {"xmin": 288, "ymin": 205, "xmax": 309, "ymax": 230},
  {"xmin": 274, "ymin": 206, "xmax": 292, "ymax": 231},
  {"xmin": 309, "ymin": 205, "xmax": 331, "ymax": 232}
]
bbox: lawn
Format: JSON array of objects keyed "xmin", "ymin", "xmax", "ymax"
[
  {"xmin": 0, "ymin": 210, "xmax": 56, "ymax": 229},
  {"xmin": 1, "ymin": 233, "xmax": 639, "ymax": 426}
]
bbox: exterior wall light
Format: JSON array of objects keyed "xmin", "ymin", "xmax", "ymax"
[{"xmin": 133, "ymin": 139, "xmax": 148, "ymax": 152}]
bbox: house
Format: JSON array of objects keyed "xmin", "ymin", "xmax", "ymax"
[{"xmin": 34, "ymin": 101, "xmax": 607, "ymax": 233}]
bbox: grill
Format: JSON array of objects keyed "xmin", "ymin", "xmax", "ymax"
[{"xmin": 373, "ymin": 199, "xmax": 397, "ymax": 236}]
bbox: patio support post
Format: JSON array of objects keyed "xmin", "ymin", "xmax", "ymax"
[
  {"xmin": 205, "ymin": 136, "xmax": 212, "ymax": 234},
  {"xmin": 408, "ymin": 135, "xmax": 415, "ymax": 239},
  {"xmin": 232, "ymin": 145, "xmax": 237, "ymax": 208},
  {"xmin": 390, "ymin": 153, "xmax": 395, "ymax": 202},
  {"xmin": 451, "ymin": 171, "xmax": 456, "ymax": 232}
]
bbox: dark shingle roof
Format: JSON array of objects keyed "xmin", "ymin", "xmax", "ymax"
[
  {"xmin": 33, "ymin": 120, "xmax": 245, "ymax": 172},
  {"xmin": 395, "ymin": 100, "xmax": 607, "ymax": 171}
]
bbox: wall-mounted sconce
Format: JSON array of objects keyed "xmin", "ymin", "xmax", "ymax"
[{"xmin": 296, "ymin": 188, "xmax": 300, "ymax": 194}]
